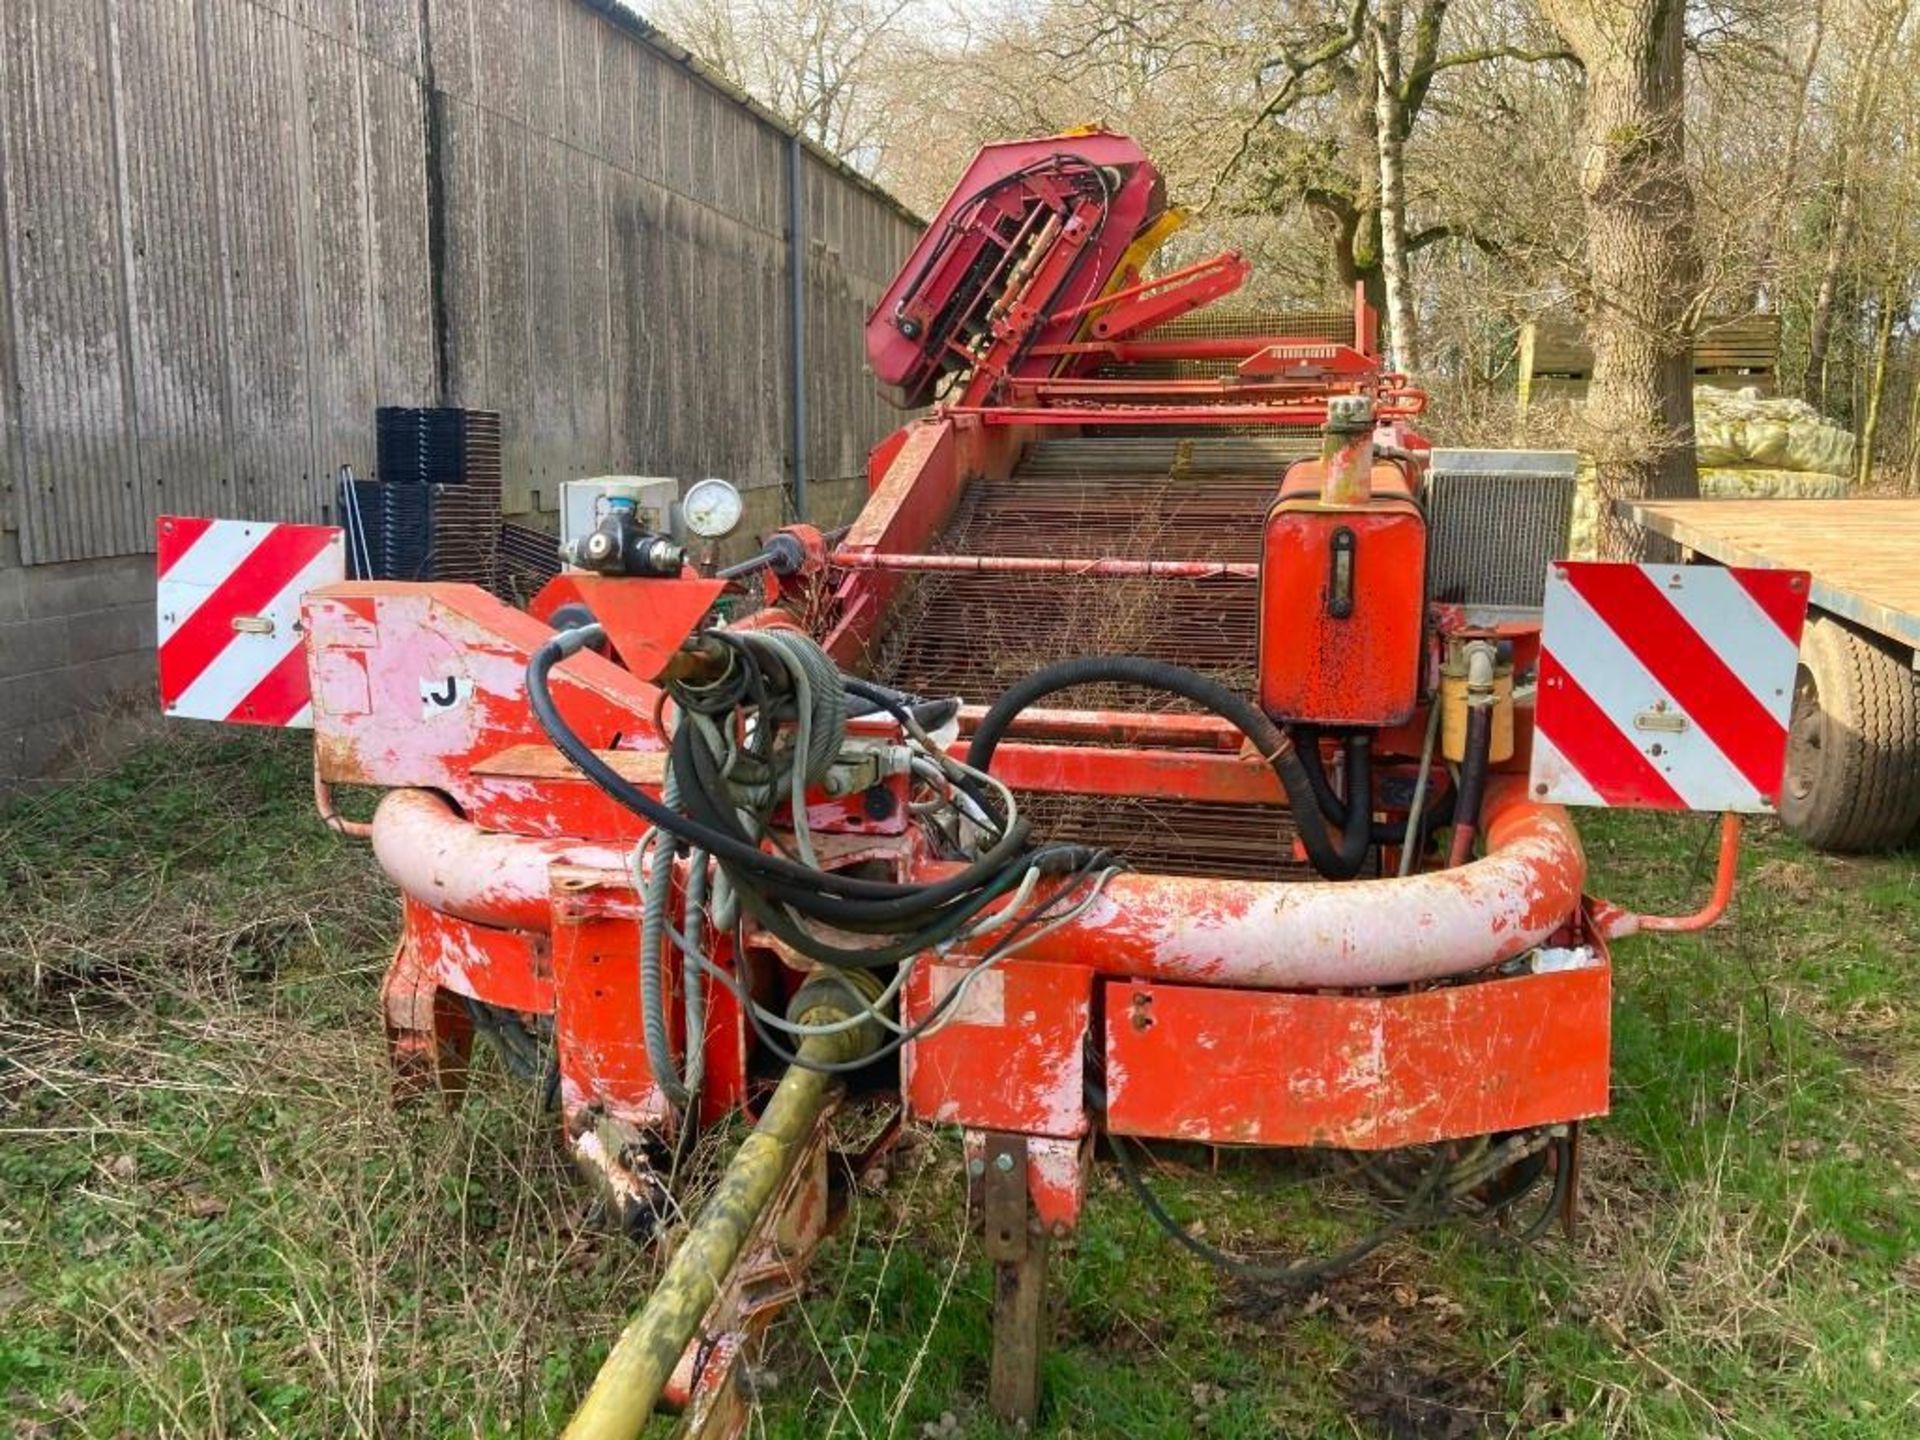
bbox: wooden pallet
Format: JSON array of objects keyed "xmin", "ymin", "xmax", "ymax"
[{"xmin": 1521, "ymin": 314, "xmax": 1780, "ymax": 406}]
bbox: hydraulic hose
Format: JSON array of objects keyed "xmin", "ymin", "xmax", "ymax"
[
  {"xmin": 1447, "ymin": 703, "xmax": 1494, "ymax": 867},
  {"xmin": 964, "ymin": 656, "xmax": 1372, "ymax": 880},
  {"xmin": 528, "ymin": 625, "xmax": 1035, "ymax": 909}
]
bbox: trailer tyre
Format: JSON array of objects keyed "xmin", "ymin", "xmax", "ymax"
[{"xmin": 1778, "ymin": 616, "xmax": 1920, "ymax": 853}]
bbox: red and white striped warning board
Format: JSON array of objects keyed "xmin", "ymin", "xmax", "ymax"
[
  {"xmin": 1532, "ymin": 561, "xmax": 1810, "ymax": 812},
  {"xmin": 157, "ymin": 516, "xmax": 344, "ymax": 728}
]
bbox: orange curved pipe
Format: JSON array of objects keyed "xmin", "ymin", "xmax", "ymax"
[
  {"xmin": 1594, "ymin": 812, "xmax": 1742, "ymax": 938},
  {"xmin": 371, "ymin": 788, "xmax": 628, "ymax": 932},
  {"xmin": 371, "ymin": 779, "xmax": 1586, "ymax": 990},
  {"xmin": 933, "ymin": 777, "xmax": 1586, "ymax": 989}
]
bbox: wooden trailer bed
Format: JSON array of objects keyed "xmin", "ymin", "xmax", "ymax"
[{"xmin": 1618, "ymin": 497, "xmax": 1920, "ymax": 852}]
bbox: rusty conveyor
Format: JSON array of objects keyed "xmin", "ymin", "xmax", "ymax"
[{"xmin": 871, "ymin": 435, "xmax": 1320, "ymax": 878}]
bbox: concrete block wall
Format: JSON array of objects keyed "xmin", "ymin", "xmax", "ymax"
[{"xmin": 0, "ymin": 534, "xmax": 157, "ymax": 788}]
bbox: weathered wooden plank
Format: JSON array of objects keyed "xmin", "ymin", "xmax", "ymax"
[
  {"xmin": 567, "ymin": 145, "xmax": 610, "ymax": 466},
  {"xmin": 561, "ymin": 0, "xmax": 599, "ymax": 154},
  {"xmin": 364, "ymin": 62, "xmax": 435, "ymax": 406},
  {"xmin": 1624, "ymin": 499, "xmax": 1920, "ymax": 653},
  {"xmin": 435, "ymin": 93, "xmax": 490, "ymax": 406},
  {"xmin": 480, "ymin": 107, "xmax": 532, "ymax": 509},
  {"xmin": 603, "ymin": 165, "xmax": 646, "ymax": 466},
  {"xmin": 524, "ymin": 130, "xmax": 573, "ymax": 506},
  {"xmin": 522, "ymin": 0, "xmax": 565, "ymax": 141},
  {"xmin": 0, "ymin": 36, "xmax": 18, "ymax": 542},
  {"xmin": 471, "ymin": 0, "xmax": 526, "ymax": 125},
  {"xmin": 299, "ymin": 22, "xmax": 377, "ymax": 504},
  {"xmin": 424, "ymin": 0, "xmax": 476, "ymax": 100},
  {"xmin": 598, "ymin": 21, "xmax": 637, "ymax": 175},
  {"xmin": 1, "ymin": 0, "xmax": 923, "ymax": 554},
  {"xmin": 632, "ymin": 41, "xmax": 665, "ymax": 183},
  {"xmin": 359, "ymin": 0, "xmax": 422, "ymax": 74}
]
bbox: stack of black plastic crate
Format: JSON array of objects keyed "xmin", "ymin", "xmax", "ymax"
[{"xmin": 345, "ymin": 408, "xmax": 503, "ymax": 589}]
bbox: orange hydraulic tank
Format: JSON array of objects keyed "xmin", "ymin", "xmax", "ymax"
[{"xmin": 1256, "ymin": 457, "xmax": 1427, "ymax": 726}]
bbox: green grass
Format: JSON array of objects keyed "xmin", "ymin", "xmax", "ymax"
[{"xmin": 2, "ymin": 727, "xmax": 1917, "ymax": 1437}]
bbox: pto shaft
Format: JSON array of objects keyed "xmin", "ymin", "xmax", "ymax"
[{"xmin": 561, "ymin": 1010, "xmax": 874, "ymax": 1440}]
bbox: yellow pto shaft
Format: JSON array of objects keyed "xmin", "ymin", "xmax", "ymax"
[{"xmin": 562, "ymin": 1001, "xmax": 875, "ymax": 1440}]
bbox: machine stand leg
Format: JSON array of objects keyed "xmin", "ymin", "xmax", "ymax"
[
  {"xmin": 989, "ymin": 1234, "xmax": 1049, "ymax": 1428},
  {"xmin": 380, "ymin": 941, "xmax": 473, "ymax": 1107}
]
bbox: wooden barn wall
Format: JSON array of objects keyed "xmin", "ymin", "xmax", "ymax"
[{"xmin": 0, "ymin": 0, "xmax": 919, "ymax": 565}]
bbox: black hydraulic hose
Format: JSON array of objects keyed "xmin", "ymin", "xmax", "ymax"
[
  {"xmin": 1277, "ymin": 726, "xmax": 1375, "ymax": 877},
  {"xmin": 668, "ymin": 717, "xmax": 1059, "ymax": 929},
  {"xmin": 1287, "ymin": 723, "xmax": 1347, "ymax": 821},
  {"xmin": 1447, "ymin": 704, "xmax": 1495, "ymax": 868},
  {"xmin": 963, "ymin": 656, "xmax": 1371, "ymax": 881},
  {"xmin": 528, "ymin": 626, "xmax": 1027, "ymax": 907},
  {"xmin": 839, "ymin": 676, "xmax": 996, "ymax": 819}
]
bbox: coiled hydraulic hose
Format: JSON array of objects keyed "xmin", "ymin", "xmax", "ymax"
[
  {"xmin": 964, "ymin": 656, "xmax": 1373, "ymax": 880},
  {"xmin": 527, "ymin": 624, "xmax": 1109, "ymax": 975},
  {"xmin": 1447, "ymin": 702, "xmax": 1495, "ymax": 867},
  {"xmin": 529, "ymin": 626, "xmax": 1038, "ymax": 910}
]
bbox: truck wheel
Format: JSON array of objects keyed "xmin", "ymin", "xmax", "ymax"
[{"xmin": 1779, "ymin": 616, "xmax": 1920, "ymax": 852}]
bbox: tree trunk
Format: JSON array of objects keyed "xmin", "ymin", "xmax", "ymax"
[
  {"xmin": 1371, "ymin": 0, "xmax": 1420, "ymax": 373},
  {"xmin": 1804, "ymin": 5, "xmax": 1907, "ymax": 405},
  {"xmin": 1859, "ymin": 289, "xmax": 1899, "ymax": 489},
  {"xmin": 1543, "ymin": 0, "xmax": 1701, "ymax": 561},
  {"xmin": 1902, "ymin": 344, "xmax": 1920, "ymax": 493},
  {"xmin": 1760, "ymin": 0, "xmax": 1826, "ymax": 295},
  {"xmin": 1806, "ymin": 176, "xmax": 1863, "ymax": 410}
]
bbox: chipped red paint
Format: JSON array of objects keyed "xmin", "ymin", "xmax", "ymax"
[
  {"xmin": 371, "ymin": 788, "xmax": 627, "ymax": 932},
  {"xmin": 962, "ymin": 1130, "xmax": 1089, "ymax": 1231},
  {"xmin": 1102, "ymin": 947, "xmax": 1611, "ymax": 1150},
  {"xmin": 901, "ymin": 961, "xmax": 1092, "ymax": 1138},
  {"xmin": 952, "ymin": 739, "xmax": 1287, "ymax": 804},
  {"xmin": 403, "ymin": 898, "xmax": 554, "ymax": 1014},
  {"xmin": 925, "ymin": 778, "xmax": 1583, "ymax": 989}
]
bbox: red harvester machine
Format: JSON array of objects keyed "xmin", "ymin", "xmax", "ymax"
[{"xmin": 158, "ymin": 131, "xmax": 1810, "ymax": 1438}]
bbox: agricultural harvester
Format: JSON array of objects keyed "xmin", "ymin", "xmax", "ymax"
[{"xmin": 157, "ymin": 131, "xmax": 1810, "ymax": 1437}]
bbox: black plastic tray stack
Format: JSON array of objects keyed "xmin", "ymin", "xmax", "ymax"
[
  {"xmin": 346, "ymin": 408, "xmax": 504, "ymax": 590},
  {"xmin": 496, "ymin": 521, "xmax": 564, "ymax": 603}
]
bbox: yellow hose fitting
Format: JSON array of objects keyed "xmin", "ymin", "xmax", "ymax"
[{"xmin": 1441, "ymin": 638, "xmax": 1514, "ymax": 763}]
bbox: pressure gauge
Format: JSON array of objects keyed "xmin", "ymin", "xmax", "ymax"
[{"xmin": 683, "ymin": 477, "xmax": 744, "ymax": 540}]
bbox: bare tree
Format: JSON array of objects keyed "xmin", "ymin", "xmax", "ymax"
[
  {"xmin": 650, "ymin": 0, "xmax": 915, "ymax": 164},
  {"xmin": 1803, "ymin": 0, "xmax": 1912, "ymax": 405}
]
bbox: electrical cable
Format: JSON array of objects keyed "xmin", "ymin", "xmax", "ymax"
[
  {"xmin": 1399, "ymin": 699, "xmax": 1444, "ymax": 877},
  {"xmin": 703, "ymin": 858, "xmax": 1119, "ymax": 1075},
  {"xmin": 528, "ymin": 626, "xmax": 1061, "ymax": 912}
]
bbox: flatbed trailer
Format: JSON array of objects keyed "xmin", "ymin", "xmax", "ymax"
[{"xmin": 1622, "ymin": 498, "xmax": 1920, "ymax": 852}]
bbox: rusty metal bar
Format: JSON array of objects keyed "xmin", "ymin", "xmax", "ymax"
[
  {"xmin": 832, "ymin": 551, "xmax": 1258, "ymax": 580},
  {"xmin": 953, "ymin": 704, "xmax": 1244, "ymax": 751},
  {"xmin": 561, "ymin": 1013, "xmax": 876, "ymax": 1440}
]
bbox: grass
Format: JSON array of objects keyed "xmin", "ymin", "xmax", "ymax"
[{"xmin": 2, "ymin": 725, "xmax": 1917, "ymax": 1437}]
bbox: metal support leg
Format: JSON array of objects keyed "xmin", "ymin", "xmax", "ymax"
[
  {"xmin": 981, "ymin": 1131, "xmax": 1048, "ymax": 1427},
  {"xmin": 380, "ymin": 940, "xmax": 473, "ymax": 1106},
  {"xmin": 989, "ymin": 1234, "xmax": 1049, "ymax": 1427}
]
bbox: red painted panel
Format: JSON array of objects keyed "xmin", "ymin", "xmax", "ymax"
[
  {"xmin": 1258, "ymin": 462, "xmax": 1427, "ymax": 727},
  {"xmin": 902, "ymin": 959, "xmax": 1092, "ymax": 1138},
  {"xmin": 1104, "ymin": 959, "xmax": 1610, "ymax": 1150},
  {"xmin": 404, "ymin": 898, "xmax": 553, "ymax": 1014}
]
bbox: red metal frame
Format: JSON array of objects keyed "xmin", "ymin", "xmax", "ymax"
[{"xmin": 277, "ymin": 135, "xmax": 1656, "ymax": 1436}]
